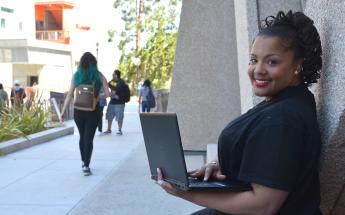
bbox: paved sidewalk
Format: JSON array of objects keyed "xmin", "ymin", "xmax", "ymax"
[{"xmin": 0, "ymin": 103, "xmax": 202, "ymax": 215}]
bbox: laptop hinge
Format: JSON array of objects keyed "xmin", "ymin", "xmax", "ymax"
[{"xmin": 165, "ymin": 178, "xmax": 188, "ymax": 190}]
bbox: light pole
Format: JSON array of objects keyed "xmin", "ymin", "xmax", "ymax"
[
  {"xmin": 96, "ymin": 42, "xmax": 99, "ymax": 60},
  {"xmin": 132, "ymin": 56, "xmax": 141, "ymax": 89}
]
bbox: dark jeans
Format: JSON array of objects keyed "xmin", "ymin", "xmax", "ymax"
[
  {"xmin": 74, "ymin": 105, "xmax": 101, "ymax": 167},
  {"xmin": 97, "ymin": 106, "xmax": 105, "ymax": 132},
  {"xmin": 141, "ymin": 101, "xmax": 151, "ymax": 112}
]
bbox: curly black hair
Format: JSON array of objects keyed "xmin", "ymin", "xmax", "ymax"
[{"xmin": 258, "ymin": 10, "xmax": 322, "ymax": 86}]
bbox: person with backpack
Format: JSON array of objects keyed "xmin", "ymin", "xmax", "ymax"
[
  {"xmin": 104, "ymin": 69, "xmax": 130, "ymax": 135},
  {"xmin": 60, "ymin": 52, "xmax": 110, "ymax": 176},
  {"xmin": 138, "ymin": 79, "xmax": 155, "ymax": 112},
  {"xmin": 10, "ymin": 80, "xmax": 26, "ymax": 107}
]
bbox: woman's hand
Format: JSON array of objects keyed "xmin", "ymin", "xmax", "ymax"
[
  {"xmin": 60, "ymin": 112, "xmax": 65, "ymax": 123},
  {"xmin": 156, "ymin": 168, "xmax": 188, "ymax": 198},
  {"xmin": 188, "ymin": 162, "xmax": 226, "ymax": 181}
]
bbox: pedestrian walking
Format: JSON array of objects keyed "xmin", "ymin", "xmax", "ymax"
[
  {"xmin": 10, "ymin": 80, "xmax": 26, "ymax": 107},
  {"xmin": 104, "ymin": 69, "xmax": 128, "ymax": 135},
  {"xmin": 138, "ymin": 79, "xmax": 155, "ymax": 112},
  {"xmin": 97, "ymin": 87, "xmax": 107, "ymax": 133},
  {"xmin": 60, "ymin": 52, "xmax": 110, "ymax": 176}
]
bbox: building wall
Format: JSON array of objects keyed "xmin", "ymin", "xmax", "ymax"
[
  {"xmin": 8, "ymin": 48, "xmax": 72, "ymax": 101},
  {"xmin": 233, "ymin": 0, "xmax": 258, "ymax": 113},
  {"xmin": 304, "ymin": 0, "xmax": 345, "ymax": 213},
  {"xmin": 39, "ymin": 64, "xmax": 72, "ymax": 98},
  {"xmin": 0, "ymin": 63, "xmax": 13, "ymax": 91},
  {"xmin": 168, "ymin": 0, "xmax": 241, "ymax": 151},
  {"xmin": 0, "ymin": 0, "xmax": 35, "ymax": 40}
]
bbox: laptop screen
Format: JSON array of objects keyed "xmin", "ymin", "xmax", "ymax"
[{"xmin": 139, "ymin": 113, "xmax": 189, "ymax": 185}]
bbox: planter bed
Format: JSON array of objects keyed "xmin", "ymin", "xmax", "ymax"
[{"xmin": 0, "ymin": 123, "xmax": 74, "ymax": 155}]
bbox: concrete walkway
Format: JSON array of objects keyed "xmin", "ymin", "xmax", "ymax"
[{"xmin": 0, "ymin": 102, "xmax": 202, "ymax": 215}]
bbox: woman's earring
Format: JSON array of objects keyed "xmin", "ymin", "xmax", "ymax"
[{"xmin": 295, "ymin": 70, "xmax": 299, "ymax": 75}]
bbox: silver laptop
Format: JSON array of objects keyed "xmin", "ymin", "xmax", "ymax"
[{"xmin": 139, "ymin": 112, "xmax": 251, "ymax": 191}]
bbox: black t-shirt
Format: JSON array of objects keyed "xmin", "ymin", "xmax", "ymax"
[
  {"xmin": 214, "ymin": 85, "xmax": 322, "ymax": 215},
  {"xmin": 108, "ymin": 79, "xmax": 126, "ymax": 104}
]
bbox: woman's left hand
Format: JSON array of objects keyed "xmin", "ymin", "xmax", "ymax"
[{"xmin": 156, "ymin": 168, "xmax": 188, "ymax": 198}]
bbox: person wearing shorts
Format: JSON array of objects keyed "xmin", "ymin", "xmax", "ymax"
[{"xmin": 104, "ymin": 69, "xmax": 126, "ymax": 135}]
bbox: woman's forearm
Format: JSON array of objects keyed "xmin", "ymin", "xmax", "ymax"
[
  {"xmin": 61, "ymin": 91, "xmax": 72, "ymax": 115},
  {"xmin": 182, "ymin": 184, "xmax": 287, "ymax": 215},
  {"xmin": 61, "ymin": 78, "xmax": 75, "ymax": 116}
]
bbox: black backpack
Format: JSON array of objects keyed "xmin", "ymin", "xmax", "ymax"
[
  {"xmin": 74, "ymin": 84, "xmax": 97, "ymax": 111},
  {"xmin": 147, "ymin": 88, "xmax": 156, "ymax": 108},
  {"xmin": 122, "ymin": 83, "xmax": 131, "ymax": 103}
]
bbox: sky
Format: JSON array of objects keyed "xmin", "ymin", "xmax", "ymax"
[
  {"xmin": 72, "ymin": 0, "xmax": 122, "ymax": 77},
  {"xmin": 71, "ymin": 0, "xmax": 182, "ymax": 78}
]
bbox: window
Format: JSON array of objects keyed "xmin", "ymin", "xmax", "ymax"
[
  {"xmin": 19, "ymin": 22, "xmax": 22, "ymax": 31},
  {"xmin": 1, "ymin": 7, "xmax": 14, "ymax": 13},
  {"xmin": 1, "ymin": 18, "xmax": 5, "ymax": 28}
]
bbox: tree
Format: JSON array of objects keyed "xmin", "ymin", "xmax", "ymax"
[{"xmin": 110, "ymin": 0, "xmax": 181, "ymax": 90}]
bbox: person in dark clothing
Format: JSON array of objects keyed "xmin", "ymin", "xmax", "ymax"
[
  {"xmin": 97, "ymin": 87, "xmax": 107, "ymax": 133},
  {"xmin": 10, "ymin": 80, "xmax": 26, "ymax": 107},
  {"xmin": 0, "ymin": 83, "xmax": 9, "ymax": 112},
  {"xmin": 104, "ymin": 69, "xmax": 127, "ymax": 135},
  {"xmin": 60, "ymin": 52, "xmax": 110, "ymax": 176},
  {"xmin": 156, "ymin": 11, "xmax": 323, "ymax": 214}
]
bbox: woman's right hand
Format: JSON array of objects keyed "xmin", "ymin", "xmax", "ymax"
[{"xmin": 188, "ymin": 162, "xmax": 226, "ymax": 181}]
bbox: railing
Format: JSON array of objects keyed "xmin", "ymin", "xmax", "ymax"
[{"xmin": 35, "ymin": 30, "xmax": 70, "ymax": 44}]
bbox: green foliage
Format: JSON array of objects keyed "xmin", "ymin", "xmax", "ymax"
[
  {"xmin": 0, "ymin": 101, "xmax": 48, "ymax": 143},
  {"xmin": 110, "ymin": 0, "xmax": 181, "ymax": 90}
]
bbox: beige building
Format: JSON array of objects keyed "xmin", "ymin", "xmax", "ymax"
[
  {"xmin": 0, "ymin": 0, "xmax": 110, "ymax": 99},
  {"xmin": 0, "ymin": 0, "xmax": 73, "ymax": 98}
]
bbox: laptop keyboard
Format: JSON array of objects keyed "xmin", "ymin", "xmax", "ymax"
[{"xmin": 188, "ymin": 178, "xmax": 227, "ymax": 187}]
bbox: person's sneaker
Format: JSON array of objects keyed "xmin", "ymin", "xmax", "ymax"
[
  {"xmin": 82, "ymin": 165, "xmax": 88, "ymax": 172},
  {"xmin": 83, "ymin": 167, "xmax": 92, "ymax": 176},
  {"xmin": 103, "ymin": 130, "xmax": 111, "ymax": 134},
  {"xmin": 116, "ymin": 130, "xmax": 123, "ymax": 135}
]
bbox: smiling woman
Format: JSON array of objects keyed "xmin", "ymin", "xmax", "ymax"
[
  {"xmin": 248, "ymin": 36, "xmax": 303, "ymax": 100},
  {"xmin": 156, "ymin": 10, "xmax": 324, "ymax": 215}
]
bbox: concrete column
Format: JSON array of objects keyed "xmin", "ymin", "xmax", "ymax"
[
  {"xmin": 233, "ymin": 0, "xmax": 259, "ymax": 113},
  {"xmin": 168, "ymin": 0, "xmax": 241, "ymax": 151},
  {"xmin": 305, "ymin": 1, "xmax": 345, "ymax": 213}
]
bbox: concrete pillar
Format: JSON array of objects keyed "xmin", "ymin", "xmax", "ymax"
[
  {"xmin": 304, "ymin": 1, "xmax": 345, "ymax": 213},
  {"xmin": 233, "ymin": 0, "xmax": 259, "ymax": 113},
  {"xmin": 168, "ymin": 0, "xmax": 241, "ymax": 151}
]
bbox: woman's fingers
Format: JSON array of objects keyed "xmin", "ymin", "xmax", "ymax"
[
  {"xmin": 188, "ymin": 168, "xmax": 205, "ymax": 178},
  {"xmin": 157, "ymin": 168, "xmax": 180, "ymax": 195},
  {"xmin": 215, "ymin": 172, "xmax": 226, "ymax": 181},
  {"xmin": 203, "ymin": 166, "xmax": 214, "ymax": 181},
  {"xmin": 157, "ymin": 168, "xmax": 168, "ymax": 188},
  {"xmin": 188, "ymin": 169, "xmax": 199, "ymax": 176},
  {"xmin": 157, "ymin": 168, "xmax": 164, "ymax": 181}
]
